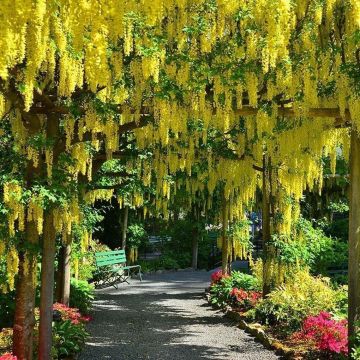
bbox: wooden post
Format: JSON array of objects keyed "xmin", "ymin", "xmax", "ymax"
[
  {"xmin": 13, "ymin": 222, "xmax": 39, "ymax": 360},
  {"xmin": 191, "ymin": 207, "xmax": 199, "ymax": 270},
  {"xmin": 262, "ymin": 155, "xmax": 272, "ymax": 296},
  {"xmin": 13, "ymin": 113, "xmax": 42, "ymax": 360},
  {"xmin": 349, "ymin": 129, "xmax": 360, "ymax": 351},
  {"xmin": 38, "ymin": 211, "xmax": 56, "ymax": 360},
  {"xmin": 60, "ymin": 244, "xmax": 71, "ymax": 306},
  {"xmin": 121, "ymin": 206, "xmax": 129, "ymax": 250},
  {"xmin": 38, "ymin": 113, "xmax": 60, "ymax": 360},
  {"xmin": 191, "ymin": 237, "xmax": 199, "ymax": 270},
  {"xmin": 222, "ymin": 194, "xmax": 229, "ymax": 274}
]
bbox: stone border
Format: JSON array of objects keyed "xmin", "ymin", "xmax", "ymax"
[{"xmin": 205, "ymin": 293, "xmax": 302, "ymax": 359}]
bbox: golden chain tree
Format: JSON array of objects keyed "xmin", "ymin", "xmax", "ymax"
[{"xmin": 1, "ymin": 1, "xmax": 360, "ymax": 358}]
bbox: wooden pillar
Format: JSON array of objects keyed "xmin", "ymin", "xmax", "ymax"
[
  {"xmin": 59, "ymin": 244, "xmax": 71, "ymax": 306},
  {"xmin": 13, "ymin": 222, "xmax": 39, "ymax": 360},
  {"xmin": 13, "ymin": 113, "xmax": 42, "ymax": 360},
  {"xmin": 262, "ymin": 155, "xmax": 272, "ymax": 296},
  {"xmin": 349, "ymin": 129, "xmax": 360, "ymax": 350},
  {"xmin": 38, "ymin": 211, "xmax": 56, "ymax": 360},
  {"xmin": 221, "ymin": 195, "xmax": 229, "ymax": 274},
  {"xmin": 38, "ymin": 113, "xmax": 60, "ymax": 360},
  {"xmin": 121, "ymin": 206, "xmax": 129, "ymax": 250},
  {"xmin": 191, "ymin": 237, "xmax": 199, "ymax": 269},
  {"xmin": 191, "ymin": 208, "xmax": 199, "ymax": 270}
]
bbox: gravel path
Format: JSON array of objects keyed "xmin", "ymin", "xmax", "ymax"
[{"xmin": 80, "ymin": 271, "xmax": 279, "ymax": 360}]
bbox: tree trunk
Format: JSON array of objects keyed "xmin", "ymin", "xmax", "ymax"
[
  {"xmin": 262, "ymin": 155, "xmax": 272, "ymax": 297},
  {"xmin": 191, "ymin": 208, "xmax": 199, "ymax": 270},
  {"xmin": 13, "ymin": 221, "xmax": 39, "ymax": 360},
  {"xmin": 55, "ymin": 248, "xmax": 64, "ymax": 303},
  {"xmin": 13, "ymin": 113, "xmax": 42, "ymax": 360},
  {"xmin": 348, "ymin": 129, "xmax": 360, "ymax": 351},
  {"xmin": 56, "ymin": 244, "xmax": 71, "ymax": 306},
  {"xmin": 38, "ymin": 212, "xmax": 56, "ymax": 360},
  {"xmin": 191, "ymin": 236, "xmax": 199, "ymax": 270},
  {"xmin": 121, "ymin": 206, "xmax": 129, "ymax": 250},
  {"xmin": 221, "ymin": 196, "xmax": 229, "ymax": 274}
]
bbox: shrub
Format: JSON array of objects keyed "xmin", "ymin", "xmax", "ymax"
[
  {"xmin": 230, "ymin": 288, "xmax": 262, "ymax": 310},
  {"xmin": 256, "ymin": 270, "xmax": 337, "ymax": 333},
  {"xmin": 292, "ymin": 312, "xmax": 348, "ymax": 355},
  {"xmin": 209, "ymin": 276, "xmax": 233, "ymax": 307},
  {"xmin": 231, "ymin": 272, "xmax": 261, "ymax": 291},
  {"xmin": 69, "ymin": 279, "xmax": 94, "ymax": 315},
  {"xmin": 51, "ymin": 303, "xmax": 90, "ymax": 359},
  {"xmin": 52, "ymin": 320, "xmax": 88, "ymax": 359},
  {"xmin": 209, "ymin": 271, "xmax": 259, "ymax": 308},
  {"xmin": 0, "ymin": 329, "xmax": 12, "ymax": 352}
]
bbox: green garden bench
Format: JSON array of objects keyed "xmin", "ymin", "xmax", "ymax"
[{"xmin": 94, "ymin": 249, "xmax": 142, "ymax": 289}]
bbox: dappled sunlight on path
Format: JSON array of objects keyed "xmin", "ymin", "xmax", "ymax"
[{"xmin": 80, "ymin": 271, "xmax": 278, "ymax": 360}]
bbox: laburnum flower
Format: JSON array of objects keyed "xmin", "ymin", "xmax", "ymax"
[{"xmin": 292, "ymin": 312, "xmax": 348, "ymax": 355}]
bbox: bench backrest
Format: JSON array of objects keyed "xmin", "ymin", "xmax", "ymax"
[{"xmin": 95, "ymin": 250, "xmax": 127, "ymax": 267}]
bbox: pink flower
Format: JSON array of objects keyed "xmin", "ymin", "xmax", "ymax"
[
  {"xmin": 230, "ymin": 288, "xmax": 262, "ymax": 308},
  {"xmin": 81, "ymin": 315, "xmax": 92, "ymax": 322},
  {"xmin": 53, "ymin": 303, "xmax": 89, "ymax": 325},
  {"xmin": 0, "ymin": 353, "xmax": 17, "ymax": 360},
  {"xmin": 292, "ymin": 312, "xmax": 348, "ymax": 355},
  {"xmin": 211, "ymin": 270, "xmax": 229, "ymax": 284}
]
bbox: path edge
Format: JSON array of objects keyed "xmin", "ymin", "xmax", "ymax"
[{"xmin": 204, "ymin": 292, "xmax": 297, "ymax": 359}]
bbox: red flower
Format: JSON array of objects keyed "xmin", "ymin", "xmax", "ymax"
[
  {"xmin": 211, "ymin": 270, "xmax": 229, "ymax": 284},
  {"xmin": 0, "ymin": 353, "xmax": 17, "ymax": 360},
  {"xmin": 292, "ymin": 312, "xmax": 348, "ymax": 355},
  {"xmin": 230, "ymin": 288, "xmax": 262, "ymax": 308},
  {"xmin": 53, "ymin": 303, "xmax": 90, "ymax": 325}
]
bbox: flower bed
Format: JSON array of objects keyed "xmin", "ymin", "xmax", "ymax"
[
  {"xmin": 0, "ymin": 304, "xmax": 91, "ymax": 359},
  {"xmin": 207, "ymin": 269, "xmax": 349, "ymax": 358}
]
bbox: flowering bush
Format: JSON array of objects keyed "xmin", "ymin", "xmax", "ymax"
[
  {"xmin": 255, "ymin": 270, "xmax": 338, "ymax": 333},
  {"xmin": 292, "ymin": 312, "xmax": 348, "ymax": 355},
  {"xmin": 0, "ymin": 329, "xmax": 13, "ymax": 353},
  {"xmin": 51, "ymin": 303, "xmax": 91, "ymax": 359},
  {"xmin": 0, "ymin": 354, "xmax": 17, "ymax": 360},
  {"xmin": 53, "ymin": 303, "xmax": 91, "ymax": 325},
  {"xmin": 230, "ymin": 288, "xmax": 262, "ymax": 309},
  {"xmin": 211, "ymin": 270, "xmax": 229, "ymax": 284}
]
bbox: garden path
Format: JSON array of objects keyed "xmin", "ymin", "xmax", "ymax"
[{"xmin": 80, "ymin": 270, "xmax": 279, "ymax": 360}]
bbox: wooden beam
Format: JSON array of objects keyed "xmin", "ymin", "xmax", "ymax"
[{"xmin": 29, "ymin": 103, "xmax": 352, "ymax": 123}]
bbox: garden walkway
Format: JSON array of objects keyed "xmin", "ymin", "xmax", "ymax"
[{"xmin": 80, "ymin": 271, "xmax": 279, "ymax": 360}]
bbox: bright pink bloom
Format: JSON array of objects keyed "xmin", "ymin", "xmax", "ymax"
[
  {"xmin": 211, "ymin": 270, "xmax": 230, "ymax": 284},
  {"xmin": 53, "ymin": 303, "xmax": 90, "ymax": 325},
  {"xmin": 0, "ymin": 353, "xmax": 17, "ymax": 360},
  {"xmin": 292, "ymin": 312, "xmax": 348, "ymax": 355},
  {"xmin": 81, "ymin": 315, "xmax": 92, "ymax": 322}
]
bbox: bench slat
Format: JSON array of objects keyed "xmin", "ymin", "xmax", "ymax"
[
  {"xmin": 96, "ymin": 255, "xmax": 126, "ymax": 261},
  {"xmin": 96, "ymin": 256, "xmax": 126, "ymax": 264},
  {"xmin": 97, "ymin": 261, "xmax": 126, "ymax": 267},
  {"xmin": 95, "ymin": 250, "xmax": 125, "ymax": 257}
]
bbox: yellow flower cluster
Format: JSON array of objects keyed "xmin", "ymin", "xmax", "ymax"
[
  {"xmin": 27, "ymin": 195, "xmax": 44, "ymax": 235},
  {"xmin": 4, "ymin": 182, "xmax": 25, "ymax": 236}
]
